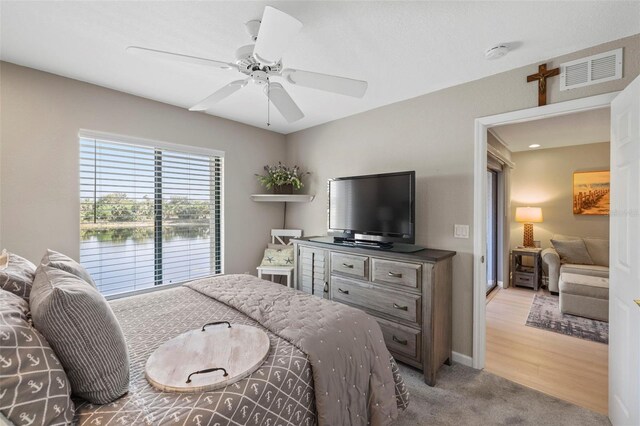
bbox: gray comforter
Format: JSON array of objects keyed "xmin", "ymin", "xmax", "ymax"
[
  {"xmin": 186, "ymin": 275, "xmax": 406, "ymax": 426},
  {"xmin": 75, "ymin": 275, "xmax": 408, "ymax": 425}
]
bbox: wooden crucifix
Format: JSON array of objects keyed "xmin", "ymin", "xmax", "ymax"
[{"xmin": 527, "ymin": 63, "xmax": 560, "ymax": 106}]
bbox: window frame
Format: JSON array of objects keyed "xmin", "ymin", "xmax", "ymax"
[{"xmin": 78, "ymin": 129, "xmax": 225, "ymax": 298}]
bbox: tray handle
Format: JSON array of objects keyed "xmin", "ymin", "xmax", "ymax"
[
  {"xmin": 201, "ymin": 321, "xmax": 231, "ymax": 332},
  {"xmin": 186, "ymin": 367, "xmax": 229, "ymax": 383}
]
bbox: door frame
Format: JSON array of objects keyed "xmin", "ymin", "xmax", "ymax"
[
  {"xmin": 472, "ymin": 91, "xmax": 620, "ymax": 370},
  {"xmin": 486, "ymin": 168, "xmax": 500, "ymax": 294}
]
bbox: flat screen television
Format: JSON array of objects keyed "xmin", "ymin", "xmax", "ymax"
[{"xmin": 328, "ymin": 171, "xmax": 415, "ymax": 246}]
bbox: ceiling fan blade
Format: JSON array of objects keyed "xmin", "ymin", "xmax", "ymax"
[
  {"xmin": 189, "ymin": 80, "xmax": 248, "ymax": 111},
  {"xmin": 265, "ymin": 82, "xmax": 304, "ymax": 123},
  {"xmin": 127, "ymin": 46, "xmax": 235, "ymax": 70},
  {"xmin": 253, "ymin": 7, "xmax": 302, "ymax": 66},
  {"xmin": 282, "ymin": 69, "xmax": 368, "ymax": 98}
]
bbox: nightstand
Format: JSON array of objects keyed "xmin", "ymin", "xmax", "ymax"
[{"xmin": 511, "ymin": 247, "xmax": 542, "ymax": 291}]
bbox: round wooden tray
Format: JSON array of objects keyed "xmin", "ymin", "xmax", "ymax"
[{"xmin": 145, "ymin": 322, "xmax": 270, "ymax": 393}]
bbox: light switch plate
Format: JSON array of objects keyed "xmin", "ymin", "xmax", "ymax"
[{"xmin": 454, "ymin": 224, "xmax": 470, "ymax": 239}]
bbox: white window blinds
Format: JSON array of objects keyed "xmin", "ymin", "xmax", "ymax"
[{"xmin": 79, "ymin": 133, "xmax": 223, "ymax": 296}]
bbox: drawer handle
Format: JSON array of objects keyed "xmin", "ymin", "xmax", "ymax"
[
  {"xmin": 392, "ymin": 335, "xmax": 408, "ymax": 345},
  {"xmin": 342, "ymin": 263, "xmax": 354, "ymax": 269},
  {"xmin": 393, "ymin": 303, "xmax": 408, "ymax": 311},
  {"xmin": 324, "ymin": 282, "xmax": 329, "ymax": 293},
  {"xmin": 388, "ymin": 271, "xmax": 403, "ymax": 278},
  {"xmin": 338, "ymin": 288, "xmax": 349, "ymax": 295}
]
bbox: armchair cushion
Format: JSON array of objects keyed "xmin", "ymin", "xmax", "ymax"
[
  {"xmin": 560, "ymin": 264, "xmax": 609, "ymax": 278},
  {"xmin": 550, "ymin": 239, "xmax": 594, "ymax": 265},
  {"xmin": 583, "ymin": 238, "xmax": 609, "ymax": 267}
]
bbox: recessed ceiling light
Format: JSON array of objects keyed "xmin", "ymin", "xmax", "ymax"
[{"xmin": 529, "ymin": 144, "xmax": 541, "ymax": 148}]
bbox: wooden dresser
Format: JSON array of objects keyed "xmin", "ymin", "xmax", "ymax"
[{"xmin": 292, "ymin": 237, "xmax": 456, "ymax": 386}]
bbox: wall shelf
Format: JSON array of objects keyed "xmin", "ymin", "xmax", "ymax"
[{"xmin": 250, "ymin": 194, "xmax": 315, "ymax": 203}]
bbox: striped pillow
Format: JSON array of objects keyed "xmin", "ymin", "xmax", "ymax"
[
  {"xmin": 41, "ymin": 249, "xmax": 97, "ymax": 288},
  {"xmin": 30, "ymin": 264, "xmax": 129, "ymax": 404},
  {"xmin": 0, "ymin": 289, "xmax": 75, "ymax": 424}
]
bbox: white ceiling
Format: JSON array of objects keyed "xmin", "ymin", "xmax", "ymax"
[
  {"xmin": 1, "ymin": 1, "xmax": 639, "ymax": 134},
  {"xmin": 490, "ymin": 107, "xmax": 611, "ymax": 152}
]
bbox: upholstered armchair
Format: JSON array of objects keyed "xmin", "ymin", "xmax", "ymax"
[{"xmin": 541, "ymin": 235, "xmax": 609, "ymax": 294}]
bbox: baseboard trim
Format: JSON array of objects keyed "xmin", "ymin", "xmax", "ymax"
[{"xmin": 452, "ymin": 351, "xmax": 473, "ymax": 367}]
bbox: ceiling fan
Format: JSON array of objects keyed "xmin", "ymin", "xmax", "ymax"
[{"xmin": 127, "ymin": 6, "xmax": 368, "ymax": 123}]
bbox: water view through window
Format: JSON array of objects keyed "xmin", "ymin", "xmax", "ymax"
[{"xmin": 80, "ymin": 137, "xmax": 222, "ymax": 296}]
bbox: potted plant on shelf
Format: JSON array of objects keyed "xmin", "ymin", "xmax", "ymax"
[{"xmin": 256, "ymin": 162, "xmax": 310, "ymax": 194}]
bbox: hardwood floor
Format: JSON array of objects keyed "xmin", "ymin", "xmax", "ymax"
[{"xmin": 485, "ymin": 286, "xmax": 608, "ymax": 415}]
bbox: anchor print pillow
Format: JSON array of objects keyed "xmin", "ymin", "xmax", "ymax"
[
  {"xmin": 0, "ymin": 250, "xmax": 36, "ymax": 302},
  {"xmin": 260, "ymin": 247, "xmax": 295, "ymax": 267},
  {"xmin": 0, "ymin": 289, "xmax": 75, "ymax": 425}
]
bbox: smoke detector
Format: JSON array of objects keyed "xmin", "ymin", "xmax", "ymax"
[{"xmin": 485, "ymin": 45, "xmax": 509, "ymax": 60}]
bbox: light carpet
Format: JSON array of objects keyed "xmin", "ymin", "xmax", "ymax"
[{"xmin": 395, "ymin": 363, "xmax": 609, "ymax": 425}]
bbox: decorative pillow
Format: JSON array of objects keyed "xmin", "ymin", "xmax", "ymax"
[
  {"xmin": 583, "ymin": 238, "xmax": 609, "ymax": 267},
  {"xmin": 551, "ymin": 239, "xmax": 594, "ymax": 265},
  {"xmin": 30, "ymin": 264, "xmax": 129, "ymax": 404},
  {"xmin": 260, "ymin": 247, "xmax": 295, "ymax": 267},
  {"xmin": 0, "ymin": 251, "xmax": 36, "ymax": 301},
  {"xmin": 41, "ymin": 249, "xmax": 97, "ymax": 288},
  {"xmin": 0, "ymin": 289, "xmax": 75, "ymax": 424},
  {"xmin": 0, "ymin": 249, "xmax": 7, "ymax": 270}
]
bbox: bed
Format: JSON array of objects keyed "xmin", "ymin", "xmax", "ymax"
[{"xmin": 74, "ymin": 274, "xmax": 409, "ymax": 426}]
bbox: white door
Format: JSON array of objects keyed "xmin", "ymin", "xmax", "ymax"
[{"xmin": 609, "ymin": 75, "xmax": 640, "ymax": 425}]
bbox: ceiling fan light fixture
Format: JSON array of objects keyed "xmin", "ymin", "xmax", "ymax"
[
  {"xmin": 485, "ymin": 45, "xmax": 509, "ymax": 60},
  {"xmin": 245, "ymin": 20, "xmax": 261, "ymax": 42}
]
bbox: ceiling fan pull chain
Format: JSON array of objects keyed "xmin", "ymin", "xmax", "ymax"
[{"xmin": 266, "ymin": 78, "xmax": 271, "ymax": 126}]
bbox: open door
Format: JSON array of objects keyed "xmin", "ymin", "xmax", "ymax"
[{"xmin": 609, "ymin": 75, "xmax": 640, "ymax": 425}]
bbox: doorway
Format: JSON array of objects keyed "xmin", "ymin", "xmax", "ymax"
[{"xmin": 472, "ymin": 92, "xmax": 620, "ymax": 414}]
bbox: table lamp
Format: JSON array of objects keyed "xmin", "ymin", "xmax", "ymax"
[{"xmin": 515, "ymin": 207, "xmax": 543, "ymax": 248}]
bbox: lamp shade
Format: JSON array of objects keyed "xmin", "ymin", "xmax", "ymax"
[{"xmin": 515, "ymin": 207, "xmax": 543, "ymax": 223}]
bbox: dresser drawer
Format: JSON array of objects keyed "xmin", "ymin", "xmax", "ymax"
[
  {"xmin": 331, "ymin": 276, "xmax": 421, "ymax": 325},
  {"xmin": 371, "ymin": 258, "xmax": 421, "ymax": 289},
  {"xmin": 376, "ymin": 317, "xmax": 421, "ymax": 360},
  {"xmin": 331, "ymin": 252, "xmax": 369, "ymax": 279}
]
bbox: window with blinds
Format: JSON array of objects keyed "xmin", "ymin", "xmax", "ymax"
[{"xmin": 79, "ymin": 133, "xmax": 223, "ymax": 296}]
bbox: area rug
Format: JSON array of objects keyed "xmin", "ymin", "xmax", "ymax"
[
  {"xmin": 395, "ymin": 363, "xmax": 609, "ymax": 425},
  {"xmin": 526, "ymin": 294, "xmax": 608, "ymax": 344}
]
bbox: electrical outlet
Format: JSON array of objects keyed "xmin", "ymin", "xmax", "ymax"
[{"xmin": 454, "ymin": 224, "xmax": 470, "ymax": 239}]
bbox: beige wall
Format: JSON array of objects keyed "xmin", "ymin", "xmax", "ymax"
[
  {"xmin": 284, "ymin": 34, "xmax": 640, "ymax": 357},
  {"xmin": 510, "ymin": 142, "xmax": 610, "ymax": 249},
  {"xmin": 0, "ymin": 62, "xmax": 287, "ymax": 273},
  {"xmin": 1, "ymin": 33, "xmax": 638, "ymax": 357}
]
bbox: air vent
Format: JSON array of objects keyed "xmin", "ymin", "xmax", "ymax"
[{"xmin": 560, "ymin": 48, "xmax": 622, "ymax": 91}]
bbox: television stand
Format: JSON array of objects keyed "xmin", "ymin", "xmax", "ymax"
[{"xmin": 292, "ymin": 236, "xmax": 456, "ymax": 386}]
